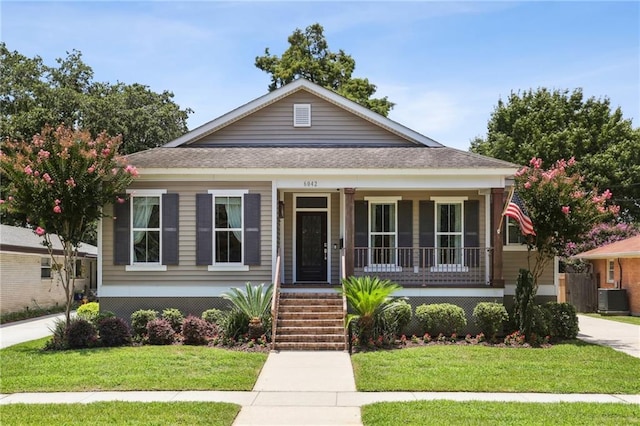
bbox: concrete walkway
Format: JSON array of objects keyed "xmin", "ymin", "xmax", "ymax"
[
  {"xmin": 0, "ymin": 312, "xmax": 67, "ymax": 349},
  {"xmin": 1, "ymin": 313, "xmax": 639, "ymax": 425},
  {"xmin": 577, "ymin": 314, "xmax": 640, "ymax": 358}
]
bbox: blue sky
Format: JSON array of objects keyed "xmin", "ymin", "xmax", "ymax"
[{"xmin": 2, "ymin": 1, "xmax": 638, "ymax": 150}]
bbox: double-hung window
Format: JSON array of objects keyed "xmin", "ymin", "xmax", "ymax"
[
  {"xmin": 506, "ymin": 218, "xmax": 527, "ymax": 245},
  {"xmin": 125, "ymin": 189, "xmax": 167, "ymax": 270},
  {"xmin": 436, "ymin": 202, "xmax": 463, "ymax": 266},
  {"xmin": 214, "ymin": 194, "xmax": 243, "ymax": 264},
  {"xmin": 41, "ymin": 257, "xmax": 52, "ymax": 278},
  {"xmin": 365, "ymin": 197, "xmax": 401, "ymax": 269},
  {"xmin": 607, "ymin": 259, "xmax": 615, "ymax": 284}
]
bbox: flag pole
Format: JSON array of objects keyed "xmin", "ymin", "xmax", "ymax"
[{"xmin": 496, "ymin": 185, "xmax": 515, "ymax": 234}]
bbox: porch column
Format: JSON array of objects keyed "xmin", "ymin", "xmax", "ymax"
[
  {"xmin": 491, "ymin": 188, "xmax": 505, "ymax": 288},
  {"xmin": 344, "ymin": 188, "xmax": 355, "ymax": 278}
]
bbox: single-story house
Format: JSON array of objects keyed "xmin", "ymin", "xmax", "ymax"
[
  {"xmin": 574, "ymin": 234, "xmax": 640, "ymax": 316},
  {"xmin": 0, "ymin": 224, "xmax": 97, "ymax": 315},
  {"xmin": 99, "ymin": 78, "xmax": 556, "ymax": 348}
]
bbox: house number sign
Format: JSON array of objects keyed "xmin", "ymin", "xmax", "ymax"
[{"xmin": 303, "ymin": 180, "xmax": 318, "ymax": 187}]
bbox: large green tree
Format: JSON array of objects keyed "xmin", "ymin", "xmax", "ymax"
[
  {"xmin": 470, "ymin": 88, "xmax": 640, "ymax": 220},
  {"xmin": 0, "ymin": 43, "xmax": 192, "ymax": 154},
  {"xmin": 255, "ymin": 23, "xmax": 394, "ymax": 116}
]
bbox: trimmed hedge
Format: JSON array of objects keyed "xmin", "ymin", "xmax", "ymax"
[
  {"xmin": 473, "ymin": 302, "xmax": 508, "ymax": 340},
  {"xmin": 415, "ymin": 303, "xmax": 467, "ymax": 336}
]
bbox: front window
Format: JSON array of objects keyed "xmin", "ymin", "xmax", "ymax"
[
  {"xmin": 506, "ymin": 218, "xmax": 527, "ymax": 245},
  {"xmin": 436, "ymin": 203, "xmax": 462, "ymax": 265},
  {"xmin": 370, "ymin": 202, "xmax": 396, "ymax": 265},
  {"xmin": 132, "ymin": 196, "xmax": 161, "ymax": 264},
  {"xmin": 214, "ymin": 195, "xmax": 243, "ymax": 264}
]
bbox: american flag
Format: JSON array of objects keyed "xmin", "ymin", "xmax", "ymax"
[{"xmin": 504, "ymin": 191, "xmax": 536, "ymax": 236}]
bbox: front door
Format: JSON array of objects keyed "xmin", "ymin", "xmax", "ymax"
[{"xmin": 296, "ymin": 211, "xmax": 328, "ymax": 282}]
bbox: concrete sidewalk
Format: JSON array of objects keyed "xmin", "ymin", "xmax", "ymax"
[{"xmin": 577, "ymin": 314, "xmax": 640, "ymax": 358}]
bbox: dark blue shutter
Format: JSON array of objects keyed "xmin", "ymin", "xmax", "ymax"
[
  {"xmin": 162, "ymin": 193, "xmax": 179, "ymax": 265},
  {"xmin": 196, "ymin": 193, "xmax": 212, "ymax": 266},
  {"xmin": 113, "ymin": 197, "xmax": 130, "ymax": 265},
  {"xmin": 464, "ymin": 200, "xmax": 480, "ymax": 267},
  {"xmin": 397, "ymin": 200, "xmax": 413, "ymax": 267},
  {"xmin": 419, "ymin": 200, "xmax": 435, "ymax": 267},
  {"xmin": 244, "ymin": 193, "xmax": 261, "ymax": 266},
  {"xmin": 354, "ymin": 200, "xmax": 368, "ymax": 267}
]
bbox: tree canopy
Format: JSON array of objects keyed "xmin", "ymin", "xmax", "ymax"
[
  {"xmin": 0, "ymin": 43, "xmax": 192, "ymax": 154},
  {"xmin": 255, "ymin": 23, "xmax": 394, "ymax": 116},
  {"xmin": 1, "ymin": 125, "xmax": 136, "ymax": 325},
  {"xmin": 470, "ymin": 88, "xmax": 640, "ymax": 221}
]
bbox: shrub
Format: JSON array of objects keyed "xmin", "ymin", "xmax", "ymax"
[
  {"xmin": 473, "ymin": 302, "xmax": 508, "ymax": 341},
  {"xmin": 95, "ymin": 310, "xmax": 116, "ymax": 325},
  {"xmin": 380, "ymin": 299, "xmax": 412, "ymax": 337},
  {"xmin": 130, "ymin": 309, "xmax": 158, "ymax": 339},
  {"xmin": 529, "ymin": 305, "xmax": 551, "ymax": 344},
  {"xmin": 222, "ymin": 282, "xmax": 273, "ymax": 340},
  {"xmin": 45, "ymin": 318, "xmax": 69, "ymax": 351},
  {"xmin": 182, "ymin": 315, "xmax": 211, "ymax": 345},
  {"xmin": 76, "ymin": 302, "xmax": 100, "ymax": 324},
  {"xmin": 146, "ymin": 318, "xmax": 175, "ymax": 345},
  {"xmin": 161, "ymin": 308, "xmax": 184, "ymax": 333},
  {"xmin": 98, "ymin": 317, "xmax": 132, "ymax": 347},
  {"xmin": 66, "ymin": 318, "xmax": 98, "ymax": 349},
  {"xmin": 202, "ymin": 308, "xmax": 224, "ymax": 325},
  {"xmin": 544, "ymin": 302, "xmax": 579, "ymax": 340},
  {"xmin": 415, "ymin": 303, "xmax": 467, "ymax": 336},
  {"xmin": 514, "ymin": 269, "xmax": 536, "ymax": 336},
  {"xmin": 219, "ymin": 309, "xmax": 249, "ymax": 340}
]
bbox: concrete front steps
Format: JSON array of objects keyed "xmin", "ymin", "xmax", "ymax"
[{"xmin": 274, "ymin": 292, "xmax": 347, "ymax": 351}]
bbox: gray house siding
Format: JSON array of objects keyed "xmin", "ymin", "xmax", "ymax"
[
  {"xmin": 189, "ymin": 91, "xmax": 416, "ymax": 147},
  {"xmin": 101, "ymin": 180, "xmax": 273, "ymax": 289}
]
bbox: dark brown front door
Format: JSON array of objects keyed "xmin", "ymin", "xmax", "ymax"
[{"xmin": 296, "ymin": 211, "xmax": 328, "ymax": 282}]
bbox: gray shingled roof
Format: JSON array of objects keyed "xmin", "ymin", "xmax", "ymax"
[
  {"xmin": 127, "ymin": 147, "xmax": 518, "ymax": 170},
  {"xmin": 0, "ymin": 224, "xmax": 98, "ymax": 256}
]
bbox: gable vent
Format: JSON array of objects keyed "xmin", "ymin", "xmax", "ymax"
[{"xmin": 293, "ymin": 103, "xmax": 311, "ymax": 127}]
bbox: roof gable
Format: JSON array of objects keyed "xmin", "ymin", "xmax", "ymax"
[{"xmin": 164, "ymin": 79, "xmax": 443, "ymax": 148}]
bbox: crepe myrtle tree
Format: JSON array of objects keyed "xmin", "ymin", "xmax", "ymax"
[
  {"xmin": 0, "ymin": 125, "xmax": 137, "ymax": 326},
  {"xmin": 515, "ymin": 157, "xmax": 619, "ymax": 290}
]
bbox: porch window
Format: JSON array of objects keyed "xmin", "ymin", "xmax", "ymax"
[
  {"xmin": 214, "ymin": 195, "xmax": 243, "ymax": 264},
  {"xmin": 506, "ymin": 218, "xmax": 526, "ymax": 245},
  {"xmin": 369, "ymin": 202, "xmax": 396, "ymax": 265},
  {"xmin": 436, "ymin": 202, "xmax": 463, "ymax": 266},
  {"xmin": 132, "ymin": 195, "xmax": 161, "ymax": 264}
]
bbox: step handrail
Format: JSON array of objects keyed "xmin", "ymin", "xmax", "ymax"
[
  {"xmin": 271, "ymin": 248, "xmax": 282, "ymax": 350},
  {"xmin": 340, "ymin": 249, "xmax": 349, "ymax": 352}
]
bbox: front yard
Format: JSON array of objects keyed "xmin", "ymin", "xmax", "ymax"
[
  {"xmin": 352, "ymin": 341, "xmax": 640, "ymax": 393},
  {"xmin": 0, "ymin": 338, "xmax": 267, "ymax": 393}
]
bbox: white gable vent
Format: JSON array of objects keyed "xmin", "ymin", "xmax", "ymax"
[{"xmin": 293, "ymin": 103, "xmax": 311, "ymax": 127}]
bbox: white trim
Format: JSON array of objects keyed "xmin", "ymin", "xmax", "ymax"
[
  {"xmin": 367, "ymin": 199, "xmax": 398, "ymax": 267},
  {"xmin": 162, "ymin": 79, "xmax": 443, "ymax": 148},
  {"xmin": 364, "ymin": 196, "xmax": 402, "ymax": 202},
  {"xmin": 484, "ymin": 192, "xmax": 491, "ymax": 286},
  {"xmin": 125, "ymin": 264, "xmax": 167, "ymax": 272},
  {"xmin": 207, "ymin": 189, "xmax": 249, "ymax": 196},
  {"xmin": 505, "ymin": 284, "xmax": 556, "ymax": 296},
  {"xmin": 208, "ymin": 264, "xmax": 249, "ymax": 272},
  {"xmin": 126, "ymin": 189, "xmax": 166, "ymax": 196},
  {"xmin": 272, "ymin": 183, "xmax": 278, "ymax": 283},
  {"xmin": 97, "ymin": 217, "xmax": 102, "ymax": 294},
  {"xmin": 430, "ymin": 196, "xmax": 469, "ymax": 202}
]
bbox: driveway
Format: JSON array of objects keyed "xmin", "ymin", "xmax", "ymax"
[
  {"xmin": 0, "ymin": 313, "xmax": 67, "ymax": 349},
  {"xmin": 577, "ymin": 314, "xmax": 640, "ymax": 358}
]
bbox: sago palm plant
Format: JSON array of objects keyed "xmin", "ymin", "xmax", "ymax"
[
  {"xmin": 340, "ymin": 276, "xmax": 401, "ymax": 344},
  {"xmin": 222, "ymin": 282, "xmax": 273, "ymax": 340}
]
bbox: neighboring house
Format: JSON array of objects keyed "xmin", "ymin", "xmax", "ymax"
[
  {"xmin": 99, "ymin": 78, "xmax": 556, "ymax": 341},
  {"xmin": 0, "ymin": 224, "xmax": 97, "ymax": 315},
  {"xmin": 574, "ymin": 235, "xmax": 640, "ymax": 316}
]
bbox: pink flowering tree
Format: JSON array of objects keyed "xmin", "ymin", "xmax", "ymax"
[
  {"xmin": 515, "ymin": 157, "xmax": 619, "ymax": 289},
  {"xmin": 0, "ymin": 125, "xmax": 137, "ymax": 326},
  {"xmin": 512, "ymin": 157, "xmax": 617, "ymax": 339}
]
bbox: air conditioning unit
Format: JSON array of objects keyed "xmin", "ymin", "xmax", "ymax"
[{"xmin": 598, "ymin": 289, "xmax": 629, "ymax": 314}]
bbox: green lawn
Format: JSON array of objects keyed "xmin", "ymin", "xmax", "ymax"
[
  {"xmin": 0, "ymin": 338, "xmax": 267, "ymax": 393},
  {"xmin": 352, "ymin": 341, "xmax": 640, "ymax": 393},
  {"xmin": 0, "ymin": 402, "xmax": 240, "ymax": 426},
  {"xmin": 361, "ymin": 401, "xmax": 640, "ymax": 426},
  {"xmin": 584, "ymin": 313, "xmax": 640, "ymax": 326}
]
